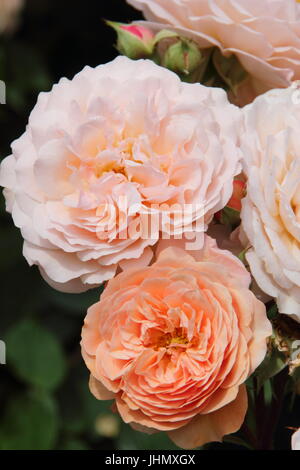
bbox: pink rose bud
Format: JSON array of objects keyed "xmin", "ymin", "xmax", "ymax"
[
  {"xmin": 107, "ymin": 21, "xmax": 154, "ymax": 59},
  {"xmin": 120, "ymin": 24, "xmax": 154, "ymax": 43}
]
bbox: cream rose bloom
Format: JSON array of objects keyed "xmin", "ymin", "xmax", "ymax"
[
  {"xmin": 240, "ymin": 85, "xmax": 300, "ymax": 322},
  {"xmin": 0, "ymin": 57, "xmax": 241, "ymax": 292},
  {"xmin": 128, "ymin": 0, "xmax": 300, "ymax": 103},
  {"xmin": 0, "ymin": 0, "xmax": 23, "ymax": 34}
]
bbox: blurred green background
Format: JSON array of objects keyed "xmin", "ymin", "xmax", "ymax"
[{"xmin": 0, "ymin": 0, "xmax": 298, "ymax": 451}]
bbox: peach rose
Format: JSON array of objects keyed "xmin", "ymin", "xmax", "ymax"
[
  {"xmin": 240, "ymin": 86, "xmax": 300, "ymax": 323},
  {"xmin": 0, "ymin": 56, "xmax": 241, "ymax": 293},
  {"xmin": 0, "ymin": 0, "xmax": 23, "ymax": 34},
  {"xmin": 128, "ymin": 0, "xmax": 300, "ymax": 104},
  {"xmin": 81, "ymin": 236, "xmax": 271, "ymax": 449}
]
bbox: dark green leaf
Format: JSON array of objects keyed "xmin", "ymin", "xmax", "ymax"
[
  {"xmin": 255, "ymin": 348, "xmax": 287, "ymax": 390},
  {"xmin": 220, "ymin": 206, "xmax": 241, "ymax": 229},
  {"xmin": 0, "ymin": 392, "xmax": 58, "ymax": 450},
  {"xmin": 6, "ymin": 319, "xmax": 66, "ymax": 390},
  {"xmin": 263, "ymin": 379, "xmax": 273, "ymax": 406},
  {"xmin": 267, "ymin": 303, "xmax": 279, "ymax": 321}
]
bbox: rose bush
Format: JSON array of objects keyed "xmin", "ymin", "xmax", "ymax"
[{"xmin": 81, "ymin": 236, "xmax": 271, "ymax": 448}]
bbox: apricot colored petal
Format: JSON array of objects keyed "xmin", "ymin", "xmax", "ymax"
[
  {"xmin": 168, "ymin": 385, "xmax": 248, "ymax": 449},
  {"xmin": 89, "ymin": 374, "xmax": 115, "ymax": 400}
]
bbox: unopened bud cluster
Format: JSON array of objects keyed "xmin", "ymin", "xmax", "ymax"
[{"xmin": 108, "ymin": 21, "xmax": 206, "ymax": 80}]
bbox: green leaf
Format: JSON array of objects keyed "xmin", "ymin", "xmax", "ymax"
[
  {"xmin": 244, "ymin": 377, "xmax": 257, "ymax": 436},
  {"xmin": 6, "ymin": 319, "xmax": 67, "ymax": 391},
  {"xmin": 220, "ymin": 206, "xmax": 241, "ymax": 229},
  {"xmin": 0, "ymin": 392, "xmax": 58, "ymax": 450},
  {"xmin": 267, "ymin": 303, "xmax": 279, "ymax": 321},
  {"xmin": 263, "ymin": 379, "xmax": 273, "ymax": 406},
  {"xmin": 255, "ymin": 348, "xmax": 287, "ymax": 390}
]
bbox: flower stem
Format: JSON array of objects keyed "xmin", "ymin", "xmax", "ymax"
[{"xmin": 255, "ymin": 369, "xmax": 287, "ymax": 450}]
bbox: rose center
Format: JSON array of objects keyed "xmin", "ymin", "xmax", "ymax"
[
  {"xmin": 146, "ymin": 327, "xmax": 189, "ymax": 351},
  {"xmin": 95, "ymin": 160, "xmax": 127, "ymax": 178}
]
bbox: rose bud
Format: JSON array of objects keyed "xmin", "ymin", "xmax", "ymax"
[
  {"xmin": 154, "ymin": 30, "xmax": 205, "ymax": 78},
  {"xmin": 107, "ymin": 21, "xmax": 154, "ymax": 59}
]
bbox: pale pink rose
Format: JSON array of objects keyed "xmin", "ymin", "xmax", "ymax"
[
  {"xmin": 0, "ymin": 56, "xmax": 241, "ymax": 293},
  {"xmin": 81, "ymin": 236, "xmax": 271, "ymax": 449},
  {"xmin": 292, "ymin": 428, "xmax": 300, "ymax": 450},
  {"xmin": 128, "ymin": 0, "xmax": 300, "ymax": 104},
  {"xmin": 0, "ymin": 0, "xmax": 23, "ymax": 34},
  {"xmin": 240, "ymin": 86, "xmax": 300, "ymax": 322}
]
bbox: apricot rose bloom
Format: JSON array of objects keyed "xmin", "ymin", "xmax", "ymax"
[
  {"xmin": 81, "ymin": 236, "xmax": 271, "ymax": 448},
  {"xmin": 128, "ymin": 0, "xmax": 300, "ymax": 104},
  {"xmin": 0, "ymin": 56, "xmax": 241, "ymax": 293},
  {"xmin": 241, "ymin": 86, "xmax": 300, "ymax": 323}
]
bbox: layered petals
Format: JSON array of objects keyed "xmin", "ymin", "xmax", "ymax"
[
  {"xmin": 0, "ymin": 56, "xmax": 241, "ymax": 292},
  {"xmin": 241, "ymin": 86, "xmax": 300, "ymax": 322},
  {"xmin": 81, "ymin": 236, "xmax": 271, "ymax": 448}
]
